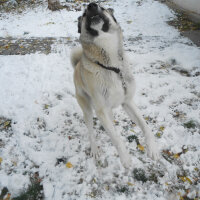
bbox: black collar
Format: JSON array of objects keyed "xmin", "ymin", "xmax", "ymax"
[
  {"xmin": 95, "ymin": 61, "xmax": 120, "ymax": 74},
  {"xmin": 95, "ymin": 61, "xmax": 127, "ymax": 93}
]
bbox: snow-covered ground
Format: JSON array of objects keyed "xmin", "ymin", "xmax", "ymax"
[{"xmin": 0, "ymin": 0, "xmax": 200, "ymax": 199}]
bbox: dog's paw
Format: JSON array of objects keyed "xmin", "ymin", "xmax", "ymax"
[
  {"xmin": 117, "ymin": 143, "xmax": 132, "ymax": 169},
  {"xmin": 120, "ymin": 153, "xmax": 131, "ymax": 169},
  {"xmin": 90, "ymin": 143, "xmax": 100, "ymax": 159},
  {"xmin": 146, "ymin": 138, "xmax": 160, "ymax": 161}
]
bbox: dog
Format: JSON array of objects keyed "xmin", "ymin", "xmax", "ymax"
[{"xmin": 70, "ymin": 3, "xmax": 159, "ymax": 168}]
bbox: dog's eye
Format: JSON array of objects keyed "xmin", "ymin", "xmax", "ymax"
[{"xmin": 107, "ymin": 8, "xmax": 117, "ymax": 22}]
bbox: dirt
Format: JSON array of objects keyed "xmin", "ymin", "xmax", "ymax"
[
  {"xmin": 160, "ymin": 0, "xmax": 200, "ymax": 47},
  {"xmin": 0, "ymin": 37, "xmax": 78, "ymax": 55}
]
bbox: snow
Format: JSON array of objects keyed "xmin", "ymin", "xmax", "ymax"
[
  {"xmin": 0, "ymin": 0, "xmax": 200, "ymax": 199},
  {"xmin": 0, "ymin": 6, "xmax": 80, "ymax": 38}
]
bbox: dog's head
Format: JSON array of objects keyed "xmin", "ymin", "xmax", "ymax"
[{"xmin": 78, "ymin": 3, "xmax": 119, "ymax": 37}]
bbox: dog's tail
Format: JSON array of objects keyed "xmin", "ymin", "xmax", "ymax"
[{"xmin": 70, "ymin": 47, "xmax": 82, "ymax": 68}]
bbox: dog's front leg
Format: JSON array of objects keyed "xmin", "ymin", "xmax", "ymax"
[
  {"xmin": 123, "ymin": 101, "xmax": 159, "ymax": 160},
  {"xmin": 76, "ymin": 94, "xmax": 99, "ymax": 159},
  {"xmin": 95, "ymin": 108, "xmax": 131, "ymax": 169}
]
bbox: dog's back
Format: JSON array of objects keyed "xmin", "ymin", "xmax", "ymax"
[{"xmin": 70, "ymin": 47, "xmax": 82, "ymax": 68}]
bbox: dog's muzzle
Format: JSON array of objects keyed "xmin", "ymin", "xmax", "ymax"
[
  {"xmin": 86, "ymin": 3, "xmax": 102, "ymax": 23},
  {"xmin": 87, "ymin": 2, "xmax": 98, "ymax": 12},
  {"xmin": 87, "ymin": 3, "xmax": 99, "ymax": 15}
]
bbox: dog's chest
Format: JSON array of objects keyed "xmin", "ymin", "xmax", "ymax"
[
  {"xmin": 100, "ymin": 69, "xmax": 135, "ymax": 107},
  {"xmin": 98, "ymin": 71, "xmax": 126, "ymax": 108}
]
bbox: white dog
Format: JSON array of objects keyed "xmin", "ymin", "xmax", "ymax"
[{"xmin": 71, "ymin": 3, "xmax": 159, "ymax": 168}]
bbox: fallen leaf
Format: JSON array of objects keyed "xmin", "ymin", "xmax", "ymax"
[
  {"xmin": 0, "ymin": 157, "xmax": 2, "ymax": 163},
  {"xmin": 4, "ymin": 121, "xmax": 11, "ymax": 128},
  {"xmin": 194, "ymin": 167, "xmax": 199, "ymax": 171},
  {"xmin": 114, "ymin": 120, "xmax": 119, "ymax": 125},
  {"xmin": 4, "ymin": 45, "xmax": 10, "ymax": 49},
  {"xmin": 137, "ymin": 144, "xmax": 145, "ymax": 152},
  {"xmin": 145, "ymin": 117, "xmax": 149, "ymax": 121},
  {"xmin": 180, "ymin": 196, "xmax": 184, "ymax": 200},
  {"xmin": 127, "ymin": 182, "xmax": 134, "ymax": 186},
  {"xmin": 44, "ymin": 104, "xmax": 49, "ymax": 109},
  {"xmin": 4, "ymin": 193, "xmax": 11, "ymax": 200},
  {"xmin": 173, "ymin": 153, "xmax": 180, "ymax": 159},
  {"xmin": 88, "ymin": 192, "xmax": 95, "ymax": 198},
  {"xmin": 68, "ymin": 136, "xmax": 72, "ymax": 140},
  {"xmin": 159, "ymin": 126, "xmax": 165, "ymax": 131},
  {"xmin": 178, "ymin": 192, "xmax": 184, "ymax": 200},
  {"xmin": 92, "ymin": 178, "xmax": 96, "ymax": 183},
  {"xmin": 66, "ymin": 162, "xmax": 73, "ymax": 168},
  {"xmin": 105, "ymin": 185, "xmax": 109, "ymax": 191},
  {"xmin": 156, "ymin": 132, "xmax": 161, "ymax": 138},
  {"xmin": 179, "ymin": 176, "xmax": 192, "ymax": 184},
  {"xmin": 163, "ymin": 149, "xmax": 172, "ymax": 156}
]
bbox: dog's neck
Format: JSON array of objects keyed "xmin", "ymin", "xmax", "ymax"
[
  {"xmin": 80, "ymin": 30, "xmax": 124, "ymax": 68},
  {"xmin": 81, "ymin": 43, "xmax": 124, "ymax": 67},
  {"xmin": 81, "ymin": 42, "xmax": 110, "ymax": 65}
]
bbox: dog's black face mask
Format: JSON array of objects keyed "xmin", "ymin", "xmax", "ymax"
[
  {"xmin": 86, "ymin": 3, "xmax": 102, "ymax": 25},
  {"xmin": 78, "ymin": 3, "xmax": 117, "ymax": 37}
]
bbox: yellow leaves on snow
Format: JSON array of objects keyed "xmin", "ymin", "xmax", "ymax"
[
  {"xmin": 179, "ymin": 176, "xmax": 192, "ymax": 184},
  {"xmin": 66, "ymin": 162, "xmax": 73, "ymax": 168},
  {"xmin": 127, "ymin": 182, "xmax": 134, "ymax": 186},
  {"xmin": 145, "ymin": 116, "xmax": 150, "ymax": 121},
  {"xmin": 194, "ymin": 167, "xmax": 199, "ymax": 172},
  {"xmin": 4, "ymin": 121, "xmax": 11, "ymax": 128},
  {"xmin": 159, "ymin": 126, "xmax": 165, "ymax": 131},
  {"xmin": 173, "ymin": 153, "xmax": 180, "ymax": 159},
  {"xmin": 137, "ymin": 144, "xmax": 145, "ymax": 152}
]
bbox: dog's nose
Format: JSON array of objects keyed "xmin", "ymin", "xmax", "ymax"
[{"xmin": 87, "ymin": 3, "xmax": 98, "ymax": 11}]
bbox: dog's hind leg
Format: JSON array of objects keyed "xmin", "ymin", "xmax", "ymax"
[
  {"xmin": 95, "ymin": 108, "xmax": 131, "ymax": 169},
  {"xmin": 122, "ymin": 101, "xmax": 159, "ymax": 160},
  {"xmin": 76, "ymin": 94, "xmax": 100, "ymax": 159},
  {"xmin": 108, "ymin": 109, "xmax": 114, "ymax": 122}
]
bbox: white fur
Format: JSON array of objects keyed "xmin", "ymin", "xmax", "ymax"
[
  {"xmin": 70, "ymin": 47, "xmax": 82, "ymax": 68},
  {"xmin": 71, "ymin": 6, "xmax": 159, "ymax": 169}
]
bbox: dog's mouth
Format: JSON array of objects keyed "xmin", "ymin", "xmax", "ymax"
[
  {"xmin": 80, "ymin": 3, "xmax": 110, "ymax": 36},
  {"xmin": 90, "ymin": 15, "xmax": 101, "ymax": 24}
]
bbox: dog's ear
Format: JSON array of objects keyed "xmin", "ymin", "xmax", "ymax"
[
  {"xmin": 107, "ymin": 8, "xmax": 114, "ymax": 15},
  {"xmin": 107, "ymin": 8, "xmax": 117, "ymax": 22},
  {"xmin": 78, "ymin": 16, "xmax": 82, "ymax": 33}
]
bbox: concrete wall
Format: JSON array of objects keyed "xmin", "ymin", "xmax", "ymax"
[{"xmin": 170, "ymin": 0, "xmax": 200, "ymax": 15}]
